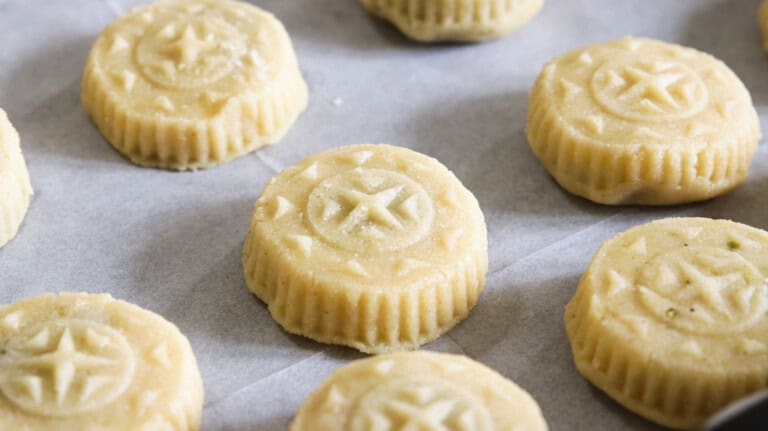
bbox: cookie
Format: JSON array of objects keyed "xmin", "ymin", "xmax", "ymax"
[
  {"xmin": 82, "ymin": 0, "xmax": 308, "ymax": 170},
  {"xmin": 359, "ymin": 0, "xmax": 543, "ymax": 42},
  {"xmin": 527, "ymin": 37, "xmax": 760, "ymax": 205},
  {"xmin": 243, "ymin": 144, "xmax": 487, "ymax": 353},
  {"xmin": 0, "ymin": 108, "xmax": 33, "ymax": 248},
  {"xmin": 565, "ymin": 218, "xmax": 768, "ymax": 429},
  {"xmin": 0, "ymin": 293, "xmax": 203, "ymax": 430},
  {"xmin": 291, "ymin": 351, "xmax": 548, "ymax": 430}
]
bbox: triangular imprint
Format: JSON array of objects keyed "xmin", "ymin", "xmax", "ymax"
[
  {"xmin": 322, "ymin": 385, "xmax": 347, "ymax": 411},
  {"xmin": 345, "ymin": 151, "xmax": 374, "ymax": 166},
  {"xmin": 623, "ymin": 316, "xmax": 649, "ymax": 337},
  {"xmin": 441, "ymin": 229, "xmax": 463, "ymax": 250},
  {"xmin": 440, "ymin": 189, "xmax": 459, "ymax": 207},
  {"xmin": 627, "ymin": 237, "xmax": 647, "ymax": 255},
  {"xmin": 677, "ymin": 340, "xmax": 703, "ymax": 358},
  {"xmin": 109, "ymin": 36, "xmax": 129, "ymax": 54},
  {"xmin": 344, "ymin": 260, "xmax": 369, "ymax": 278},
  {"xmin": 272, "ymin": 196, "xmax": 294, "ymax": 220},
  {"xmin": 686, "ymin": 123, "xmax": 712, "ymax": 137},
  {"xmin": 717, "ymin": 101, "xmax": 735, "ymax": 119},
  {"xmin": 398, "ymin": 194, "xmax": 420, "ymax": 220},
  {"xmin": 153, "ymin": 96, "xmax": 175, "ymax": 113},
  {"xmin": 395, "ymin": 258, "xmax": 430, "ymax": 276},
  {"xmin": 633, "ymin": 126, "xmax": 662, "ymax": 140},
  {"xmin": 112, "ymin": 70, "xmax": 137, "ymax": 92},
  {"xmin": 2, "ymin": 311, "xmax": 23, "ymax": 330},
  {"xmin": 85, "ymin": 328, "xmax": 111, "ymax": 350},
  {"xmin": 26, "ymin": 328, "xmax": 50, "ymax": 349},
  {"xmin": 150, "ymin": 343, "xmax": 171, "ymax": 368},
  {"xmin": 559, "ymin": 78, "xmax": 583, "ymax": 99},
  {"xmin": 605, "ymin": 270, "xmax": 628, "ymax": 296},
  {"xmin": 739, "ymin": 338, "xmax": 766, "ymax": 354},
  {"xmin": 80, "ymin": 376, "xmax": 112, "ymax": 402},
  {"xmin": 286, "ymin": 235, "xmax": 313, "ymax": 258},
  {"xmin": 579, "ymin": 116, "xmax": 605, "ymax": 135},
  {"xmin": 16, "ymin": 376, "xmax": 43, "ymax": 403},
  {"xmin": 373, "ymin": 359, "xmax": 395, "ymax": 375},
  {"xmin": 300, "ymin": 162, "xmax": 319, "ymax": 180},
  {"xmin": 578, "ymin": 51, "xmax": 594, "ymax": 65}
]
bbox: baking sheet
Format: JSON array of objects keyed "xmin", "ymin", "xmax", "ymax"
[{"xmin": 1, "ymin": 0, "xmax": 767, "ymax": 429}]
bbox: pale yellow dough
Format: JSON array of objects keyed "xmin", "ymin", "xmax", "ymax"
[
  {"xmin": 0, "ymin": 108, "xmax": 33, "ymax": 248},
  {"xmin": 0, "ymin": 293, "xmax": 203, "ymax": 431},
  {"xmin": 82, "ymin": 0, "xmax": 308, "ymax": 170},
  {"xmin": 527, "ymin": 37, "xmax": 760, "ymax": 205},
  {"xmin": 243, "ymin": 144, "xmax": 488, "ymax": 353},
  {"xmin": 360, "ymin": 0, "xmax": 543, "ymax": 42},
  {"xmin": 565, "ymin": 218, "xmax": 768, "ymax": 429},
  {"xmin": 291, "ymin": 351, "xmax": 549, "ymax": 431}
]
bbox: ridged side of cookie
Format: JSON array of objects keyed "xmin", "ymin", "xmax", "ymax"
[
  {"xmin": 243, "ymin": 229, "xmax": 487, "ymax": 353},
  {"xmin": 360, "ymin": 0, "xmax": 543, "ymax": 42}
]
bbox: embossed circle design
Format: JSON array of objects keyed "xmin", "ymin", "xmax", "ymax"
[
  {"xmin": 346, "ymin": 379, "xmax": 494, "ymax": 431},
  {"xmin": 307, "ymin": 169, "xmax": 434, "ymax": 253},
  {"xmin": 0, "ymin": 319, "xmax": 136, "ymax": 417},
  {"xmin": 591, "ymin": 58, "xmax": 708, "ymax": 122},
  {"xmin": 136, "ymin": 15, "xmax": 246, "ymax": 89},
  {"xmin": 637, "ymin": 246, "xmax": 768, "ymax": 335}
]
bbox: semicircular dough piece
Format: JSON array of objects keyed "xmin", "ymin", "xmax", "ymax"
[
  {"xmin": 0, "ymin": 293, "xmax": 203, "ymax": 430},
  {"xmin": 291, "ymin": 351, "xmax": 549, "ymax": 431},
  {"xmin": 527, "ymin": 37, "xmax": 760, "ymax": 205},
  {"xmin": 243, "ymin": 144, "xmax": 488, "ymax": 353},
  {"xmin": 359, "ymin": 0, "xmax": 544, "ymax": 42},
  {"xmin": 0, "ymin": 108, "xmax": 33, "ymax": 248},
  {"xmin": 82, "ymin": 0, "xmax": 308, "ymax": 170},
  {"xmin": 566, "ymin": 217, "xmax": 768, "ymax": 429}
]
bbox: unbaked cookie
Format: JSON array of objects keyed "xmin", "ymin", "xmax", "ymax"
[
  {"xmin": 82, "ymin": 0, "xmax": 308, "ymax": 170},
  {"xmin": 0, "ymin": 293, "xmax": 203, "ymax": 430},
  {"xmin": 291, "ymin": 351, "xmax": 548, "ymax": 430},
  {"xmin": 360, "ymin": 0, "xmax": 543, "ymax": 42},
  {"xmin": 527, "ymin": 37, "xmax": 760, "ymax": 205},
  {"xmin": 565, "ymin": 218, "xmax": 768, "ymax": 429},
  {"xmin": 243, "ymin": 144, "xmax": 487, "ymax": 353},
  {"xmin": 0, "ymin": 108, "xmax": 33, "ymax": 248}
]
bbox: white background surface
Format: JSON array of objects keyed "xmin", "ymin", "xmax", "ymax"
[{"xmin": 1, "ymin": 0, "xmax": 767, "ymax": 429}]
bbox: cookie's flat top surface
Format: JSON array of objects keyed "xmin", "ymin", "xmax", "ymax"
[{"xmin": 1, "ymin": 0, "xmax": 767, "ymax": 430}]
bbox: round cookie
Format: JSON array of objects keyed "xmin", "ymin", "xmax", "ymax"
[
  {"xmin": 243, "ymin": 144, "xmax": 488, "ymax": 353},
  {"xmin": 0, "ymin": 108, "xmax": 33, "ymax": 248},
  {"xmin": 565, "ymin": 218, "xmax": 768, "ymax": 429},
  {"xmin": 82, "ymin": 0, "xmax": 308, "ymax": 170},
  {"xmin": 527, "ymin": 37, "xmax": 760, "ymax": 205},
  {"xmin": 359, "ymin": 0, "xmax": 543, "ymax": 42},
  {"xmin": 0, "ymin": 293, "xmax": 203, "ymax": 430},
  {"xmin": 291, "ymin": 351, "xmax": 548, "ymax": 431}
]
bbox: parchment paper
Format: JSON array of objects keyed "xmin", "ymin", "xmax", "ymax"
[{"xmin": 1, "ymin": 0, "xmax": 767, "ymax": 429}]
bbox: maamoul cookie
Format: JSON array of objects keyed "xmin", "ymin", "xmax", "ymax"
[
  {"xmin": 291, "ymin": 351, "xmax": 549, "ymax": 430},
  {"xmin": 527, "ymin": 37, "xmax": 760, "ymax": 205},
  {"xmin": 359, "ymin": 0, "xmax": 544, "ymax": 42},
  {"xmin": 0, "ymin": 108, "xmax": 33, "ymax": 248},
  {"xmin": 243, "ymin": 144, "xmax": 487, "ymax": 353},
  {"xmin": 0, "ymin": 293, "xmax": 203, "ymax": 430},
  {"xmin": 82, "ymin": 0, "xmax": 308, "ymax": 170},
  {"xmin": 565, "ymin": 217, "xmax": 768, "ymax": 429}
]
